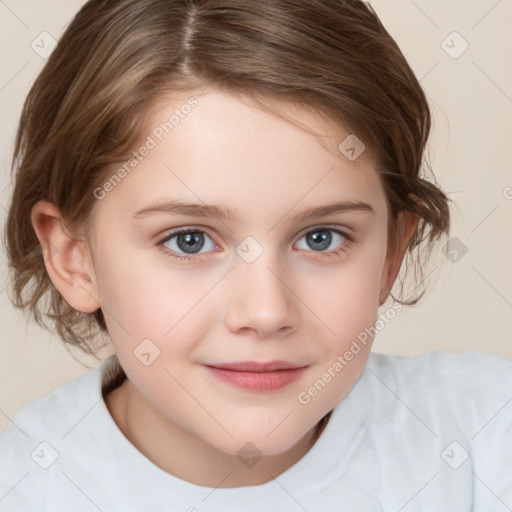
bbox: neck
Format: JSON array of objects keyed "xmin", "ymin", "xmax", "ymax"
[{"xmin": 104, "ymin": 378, "xmax": 322, "ymax": 487}]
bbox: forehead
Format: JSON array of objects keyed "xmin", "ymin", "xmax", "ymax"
[
  {"xmin": 146, "ymin": 86, "xmax": 378, "ymax": 163},
  {"xmin": 90, "ymin": 88, "xmax": 387, "ymax": 225}
]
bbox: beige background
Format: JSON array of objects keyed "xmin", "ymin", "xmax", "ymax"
[{"xmin": 0, "ymin": 0, "xmax": 511, "ymax": 434}]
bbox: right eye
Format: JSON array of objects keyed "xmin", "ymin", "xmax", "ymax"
[{"xmin": 158, "ymin": 228, "xmax": 218, "ymax": 260}]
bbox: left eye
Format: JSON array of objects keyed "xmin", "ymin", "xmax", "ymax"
[
  {"xmin": 295, "ymin": 228, "xmax": 347, "ymax": 252},
  {"xmin": 162, "ymin": 230, "xmax": 216, "ymax": 255}
]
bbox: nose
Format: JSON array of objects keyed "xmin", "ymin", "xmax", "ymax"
[{"xmin": 224, "ymin": 254, "xmax": 301, "ymax": 339}]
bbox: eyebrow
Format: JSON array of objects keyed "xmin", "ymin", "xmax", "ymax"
[{"xmin": 132, "ymin": 199, "xmax": 374, "ymax": 222}]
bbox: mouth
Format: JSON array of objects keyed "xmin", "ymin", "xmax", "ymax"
[{"xmin": 202, "ymin": 361, "xmax": 308, "ymax": 392}]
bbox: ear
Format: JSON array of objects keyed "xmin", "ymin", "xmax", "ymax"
[
  {"xmin": 379, "ymin": 209, "xmax": 419, "ymax": 306},
  {"xmin": 31, "ymin": 200, "xmax": 100, "ymax": 313}
]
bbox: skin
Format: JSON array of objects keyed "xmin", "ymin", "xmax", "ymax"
[{"xmin": 31, "ymin": 88, "xmax": 417, "ymax": 488}]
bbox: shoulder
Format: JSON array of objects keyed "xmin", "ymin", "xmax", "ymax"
[
  {"xmin": 367, "ymin": 349, "xmax": 512, "ymax": 384},
  {"xmin": 365, "ymin": 350, "xmax": 512, "ymax": 414},
  {"xmin": 363, "ymin": 350, "xmax": 512, "ymax": 452},
  {"xmin": 1, "ymin": 357, "xmax": 116, "ymax": 441},
  {"xmin": 366, "ymin": 350, "xmax": 512, "ymax": 396},
  {"xmin": 0, "ymin": 358, "xmax": 117, "ymax": 509},
  {"xmin": 360, "ymin": 352, "xmax": 512, "ymax": 505}
]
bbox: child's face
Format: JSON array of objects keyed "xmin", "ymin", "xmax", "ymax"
[{"xmin": 83, "ymin": 88, "xmax": 397, "ymax": 457}]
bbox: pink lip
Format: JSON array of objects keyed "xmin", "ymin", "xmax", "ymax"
[{"xmin": 203, "ymin": 361, "xmax": 308, "ymax": 392}]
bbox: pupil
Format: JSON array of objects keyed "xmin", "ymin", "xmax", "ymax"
[
  {"xmin": 307, "ymin": 230, "xmax": 331, "ymax": 251},
  {"xmin": 178, "ymin": 232, "xmax": 205, "ymax": 253}
]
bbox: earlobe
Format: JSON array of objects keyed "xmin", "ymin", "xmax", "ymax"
[
  {"xmin": 379, "ymin": 209, "xmax": 419, "ymax": 306},
  {"xmin": 31, "ymin": 200, "xmax": 100, "ymax": 313}
]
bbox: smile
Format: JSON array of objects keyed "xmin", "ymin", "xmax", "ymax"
[{"xmin": 202, "ymin": 361, "xmax": 308, "ymax": 392}]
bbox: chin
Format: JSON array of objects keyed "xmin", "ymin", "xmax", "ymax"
[{"xmin": 207, "ymin": 421, "xmax": 314, "ymax": 459}]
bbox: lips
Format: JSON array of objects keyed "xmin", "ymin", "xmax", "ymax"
[
  {"xmin": 207, "ymin": 360, "xmax": 305, "ymax": 372},
  {"xmin": 202, "ymin": 361, "xmax": 308, "ymax": 392}
]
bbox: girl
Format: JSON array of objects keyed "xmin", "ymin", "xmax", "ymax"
[{"xmin": 1, "ymin": 0, "xmax": 511, "ymax": 510}]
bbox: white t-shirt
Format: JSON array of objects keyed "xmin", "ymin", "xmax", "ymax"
[{"xmin": 1, "ymin": 351, "xmax": 511, "ymax": 511}]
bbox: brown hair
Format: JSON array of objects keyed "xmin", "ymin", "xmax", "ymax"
[{"xmin": 5, "ymin": 0, "xmax": 450, "ymax": 361}]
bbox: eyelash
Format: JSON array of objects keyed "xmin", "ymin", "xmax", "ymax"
[{"xmin": 157, "ymin": 226, "xmax": 353, "ymax": 262}]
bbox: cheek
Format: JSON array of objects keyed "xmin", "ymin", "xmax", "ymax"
[
  {"xmin": 93, "ymin": 248, "xmax": 217, "ymax": 355},
  {"xmin": 298, "ymin": 266, "xmax": 383, "ymax": 412},
  {"xmin": 307, "ymin": 251, "xmax": 385, "ymax": 341}
]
